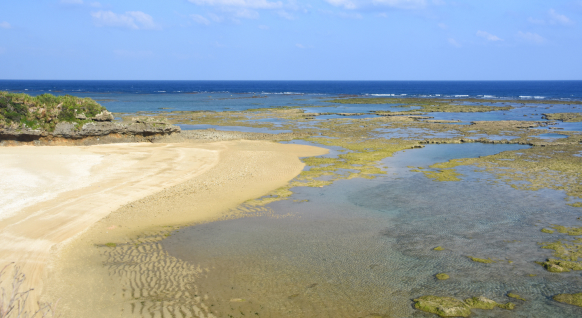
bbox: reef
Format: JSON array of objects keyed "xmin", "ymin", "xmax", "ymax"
[
  {"xmin": 435, "ymin": 273, "xmax": 450, "ymax": 280},
  {"xmin": 507, "ymin": 293, "xmax": 526, "ymax": 301},
  {"xmin": 553, "ymin": 293, "xmax": 582, "ymax": 307},
  {"xmin": 468, "ymin": 256, "xmax": 495, "ymax": 264},
  {"xmin": 413, "ymin": 295, "xmax": 514, "ymax": 317},
  {"xmin": 543, "ymin": 113, "xmax": 582, "ymax": 122}
]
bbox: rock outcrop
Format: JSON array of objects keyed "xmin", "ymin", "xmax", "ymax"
[{"xmin": 1, "ymin": 117, "xmax": 180, "ymax": 146}]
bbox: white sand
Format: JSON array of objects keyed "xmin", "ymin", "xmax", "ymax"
[{"xmin": 0, "ymin": 141, "xmax": 328, "ymax": 315}]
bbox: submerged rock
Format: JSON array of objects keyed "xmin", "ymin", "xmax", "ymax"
[
  {"xmin": 554, "ymin": 293, "xmax": 582, "ymax": 307},
  {"xmin": 414, "ymin": 296, "xmax": 471, "ymax": 317},
  {"xmin": 414, "ymin": 295, "xmax": 515, "ymax": 317}
]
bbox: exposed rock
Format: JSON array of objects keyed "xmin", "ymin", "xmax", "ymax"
[
  {"xmin": 93, "ymin": 110, "xmax": 114, "ymax": 122},
  {"xmin": 1, "ymin": 120, "xmax": 180, "ymax": 145}
]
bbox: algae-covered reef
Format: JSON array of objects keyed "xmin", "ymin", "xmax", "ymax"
[
  {"xmin": 0, "ymin": 91, "xmax": 108, "ymax": 131},
  {"xmin": 326, "ymin": 97, "xmax": 513, "ymax": 113},
  {"xmin": 421, "ymin": 144, "xmax": 582, "ymax": 206},
  {"xmin": 543, "ymin": 113, "xmax": 582, "ymax": 122},
  {"xmin": 537, "ymin": 222, "xmax": 582, "ymax": 273},
  {"xmin": 413, "ymin": 295, "xmax": 514, "ymax": 317},
  {"xmin": 554, "ymin": 293, "xmax": 582, "ymax": 307}
]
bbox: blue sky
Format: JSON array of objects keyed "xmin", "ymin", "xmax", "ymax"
[{"xmin": 0, "ymin": 0, "xmax": 581, "ymax": 80}]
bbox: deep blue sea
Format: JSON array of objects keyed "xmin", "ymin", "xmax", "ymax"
[{"xmin": 1, "ymin": 80, "xmax": 581, "ymax": 100}]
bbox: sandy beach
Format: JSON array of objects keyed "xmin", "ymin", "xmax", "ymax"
[{"xmin": 0, "ymin": 140, "xmax": 327, "ymax": 316}]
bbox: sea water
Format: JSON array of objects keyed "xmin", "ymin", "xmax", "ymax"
[{"xmin": 159, "ymin": 143, "xmax": 582, "ymax": 317}]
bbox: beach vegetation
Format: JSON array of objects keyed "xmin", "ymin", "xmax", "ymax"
[
  {"xmin": 0, "ymin": 263, "xmax": 59, "ymax": 318},
  {"xmin": 0, "ymin": 91, "xmax": 107, "ymax": 132}
]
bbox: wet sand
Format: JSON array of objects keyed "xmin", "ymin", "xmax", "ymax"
[{"xmin": 0, "ymin": 140, "xmax": 327, "ymax": 316}]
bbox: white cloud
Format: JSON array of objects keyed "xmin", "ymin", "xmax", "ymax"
[
  {"xmin": 60, "ymin": 0, "xmax": 83, "ymax": 4},
  {"xmin": 372, "ymin": 0, "xmax": 426, "ymax": 10},
  {"xmin": 91, "ymin": 11, "xmax": 160, "ymax": 30},
  {"xmin": 448, "ymin": 38, "xmax": 461, "ymax": 48},
  {"xmin": 0, "ymin": 21, "xmax": 11, "ymax": 29},
  {"xmin": 232, "ymin": 8, "xmax": 260, "ymax": 18},
  {"xmin": 296, "ymin": 43, "xmax": 305, "ymax": 48},
  {"xmin": 437, "ymin": 22, "xmax": 447, "ymax": 29},
  {"xmin": 517, "ymin": 31, "xmax": 545, "ymax": 44},
  {"xmin": 189, "ymin": 0, "xmax": 283, "ymax": 9},
  {"xmin": 277, "ymin": 10, "xmax": 295, "ymax": 20},
  {"xmin": 191, "ymin": 14, "xmax": 211, "ymax": 25},
  {"xmin": 114, "ymin": 49, "xmax": 154, "ymax": 58},
  {"xmin": 326, "ymin": 0, "xmax": 358, "ymax": 9},
  {"xmin": 528, "ymin": 9, "xmax": 574, "ymax": 26},
  {"xmin": 549, "ymin": 9, "xmax": 573, "ymax": 25},
  {"xmin": 476, "ymin": 30, "xmax": 502, "ymax": 41},
  {"xmin": 208, "ymin": 13, "xmax": 225, "ymax": 22},
  {"xmin": 258, "ymin": 24, "xmax": 269, "ymax": 29},
  {"xmin": 527, "ymin": 17, "xmax": 546, "ymax": 25},
  {"xmin": 325, "ymin": 0, "xmax": 427, "ymax": 10},
  {"xmin": 89, "ymin": 2, "xmax": 102, "ymax": 8}
]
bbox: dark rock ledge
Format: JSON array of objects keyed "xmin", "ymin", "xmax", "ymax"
[{"xmin": 0, "ymin": 114, "xmax": 180, "ymax": 146}]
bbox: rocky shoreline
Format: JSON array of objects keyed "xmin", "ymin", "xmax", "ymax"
[{"xmin": 0, "ymin": 115, "xmax": 181, "ymax": 146}]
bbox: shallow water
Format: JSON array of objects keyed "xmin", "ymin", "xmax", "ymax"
[{"xmin": 160, "ymin": 143, "xmax": 582, "ymax": 317}]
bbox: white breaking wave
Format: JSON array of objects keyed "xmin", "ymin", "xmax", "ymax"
[
  {"xmin": 455, "ymin": 95, "xmax": 469, "ymax": 97},
  {"xmin": 370, "ymin": 94, "xmax": 395, "ymax": 96}
]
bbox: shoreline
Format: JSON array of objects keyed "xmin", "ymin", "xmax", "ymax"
[{"xmin": 0, "ymin": 140, "xmax": 327, "ymax": 316}]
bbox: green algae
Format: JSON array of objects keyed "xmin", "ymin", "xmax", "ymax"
[
  {"xmin": 435, "ymin": 273, "xmax": 450, "ymax": 280},
  {"xmin": 541, "ymin": 228, "xmax": 555, "ymax": 234},
  {"xmin": 554, "ymin": 293, "xmax": 582, "ymax": 307},
  {"xmin": 468, "ymin": 256, "xmax": 496, "ymax": 264},
  {"xmin": 414, "ymin": 296, "xmax": 471, "ymax": 317},
  {"xmin": 433, "ymin": 246, "xmax": 445, "ymax": 251},
  {"xmin": 536, "ymin": 259, "xmax": 582, "ymax": 272},
  {"xmin": 105, "ymin": 243, "xmax": 117, "ymax": 248},
  {"xmin": 464, "ymin": 296, "xmax": 515, "ymax": 310},
  {"xmin": 543, "ymin": 113, "xmax": 582, "ymax": 122},
  {"xmin": 326, "ymin": 97, "xmax": 513, "ymax": 113},
  {"xmin": 508, "ymin": 293, "xmax": 526, "ymax": 301},
  {"xmin": 551, "ymin": 225, "xmax": 582, "ymax": 236},
  {"xmin": 423, "ymin": 145, "xmax": 582, "ymax": 204},
  {"xmin": 414, "ymin": 295, "xmax": 515, "ymax": 317},
  {"xmin": 421, "ymin": 168, "xmax": 462, "ymax": 182}
]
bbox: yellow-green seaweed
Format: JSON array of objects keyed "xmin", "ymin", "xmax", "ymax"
[
  {"xmin": 436, "ymin": 273, "xmax": 450, "ymax": 280},
  {"xmin": 507, "ymin": 293, "xmax": 526, "ymax": 301},
  {"xmin": 468, "ymin": 256, "xmax": 496, "ymax": 264},
  {"xmin": 541, "ymin": 228, "xmax": 555, "ymax": 234},
  {"xmin": 554, "ymin": 293, "xmax": 582, "ymax": 307},
  {"xmin": 413, "ymin": 296, "xmax": 471, "ymax": 317},
  {"xmin": 433, "ymin": 246, "xmax": 445, "ymax": 251},
  {"xmin": 414, "ymin": 295, "xmax": 515, "ymax": 317}
]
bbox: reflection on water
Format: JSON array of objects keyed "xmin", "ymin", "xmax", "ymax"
[{"xmin": 159, "ymin": 143, "xmax": 582, "ymax": 317}]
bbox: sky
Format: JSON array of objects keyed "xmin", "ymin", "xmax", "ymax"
[{"xmin": 0, "ymin": 0, "xmax": 581, "ymax": 80}]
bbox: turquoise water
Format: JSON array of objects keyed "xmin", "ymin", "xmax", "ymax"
[{"xmin": 161, "ymin": 143, "xmax": 582, "ymax": 317}]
